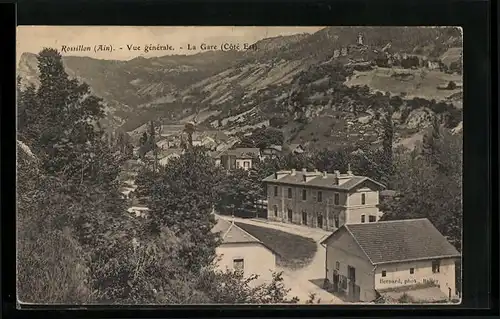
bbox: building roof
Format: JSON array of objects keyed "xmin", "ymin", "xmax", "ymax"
[
  {"xmin": 158, "ymin": 148, "xmax": 183, "ymax": 157},
  {"xmin": 211, "ymin": 218, "xmax": 262, "ymax": 245},
  {"xmin": 262, "ymin": 170, "xmax": 386, "ymax": 191},
  {"xmin": 322, "ymin": 218, "xmax": 460, "ymax": 265},
  {"xmin": 209, "ymin": 150, "xmax": 223, "ymax": 159},
  {"xmin": 288, "ymin": 143, "xmax": 303, "ymax": 150},
  {"xmin": 267, "ymin": 145, "xmax": 283, "ymax": 152},
  {"xmin": 380, "ymin": 190, "xmax": 398, "ymax": 197},
  {"xmin": 224, "ymin": 148, "xmax": 260, "ymax": 159}
]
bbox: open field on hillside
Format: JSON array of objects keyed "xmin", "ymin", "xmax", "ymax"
[
  {"xmin": 286, "ymin": 115, "xmax": 380, "ymax": 151},
  {"xmin": 345, "ymin": 67, "xmax": 462, "ymax": 101},
  {"xmin": 234, "ymin": 222, "xmax": 317, "ymax": 270}
]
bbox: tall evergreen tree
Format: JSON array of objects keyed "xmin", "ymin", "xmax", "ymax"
[{"xmin": 17, "ymin": 48, "xmax": 138, "ymax": 303}]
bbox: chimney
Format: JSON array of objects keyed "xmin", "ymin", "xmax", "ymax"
[
  {"xmin": 322, "ymin": 171, "xmax": 328, "ymax": 179},
  {"xmin": 334, "ymin": 170, "xmax": 340, "ymax": 177},
  {"xmin": 275, "ymin": 170, "xmax": 291, "ymax": 179},
  {"xmin": 302, "ymin": 168, "xmax": 307, "ymax": 174},
  {"xmin": 337, "ymin": 170, "xmax": 353, "ymax": 185},
  {"xmin": 314, "ymin": 169, "xmax": 319, "ymax": 173},
  {"xmin": 291, "ymin": 169, "xmax": 296, "ymax": 176}
]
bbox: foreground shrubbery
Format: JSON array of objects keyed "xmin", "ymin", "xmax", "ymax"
[{"xmin": 16, "ymin": 48, "xmax": 299, "ymax": 304}]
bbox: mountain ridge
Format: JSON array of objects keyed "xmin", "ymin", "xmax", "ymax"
[{"xmin": 17, "ymin": 27, "xmax": 463, "ymax": 149}]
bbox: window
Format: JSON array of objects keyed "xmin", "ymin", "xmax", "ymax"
[
  {"xmin": 288, "ymin": 188, "xmax": 293, "ymax": 198},
  {"xmin": 410, "ymin": 268, "xmax": 415, "ymax": 274},
  {"xmin": 432, "ymin": 260, "xmax": 440, "ymax": 273},
  {"xmin": 369, "ymin": 215, "xmax": 376, "ymax": 222},
  {"xmin": 341, "ymin": 276, "xmax": 347, "ymax": 289},
  {"xmin": 335, "ymin": 261, "xmax": 340, "ymax": 270},
  {"xmin": 233, "ymin": 258, "xmax": 244, "ymax": 272},
  {"xmin": 334, "ymin": 193, "xmax": 340, "ymax": 205},
  {"xmin": 302, "ymin": 189, "xmax": 307, "ymax": 200},
  {"xmin": 274, "ymin": 186, "xmax": 278, "ymax": 197},
  {"xmin": 243, "ymin": 161, "xmax": 249, "ymax": 168},
  {"xmin": 317, "ymin": 191, "xmax": 323, "ymax": 202},
  {"xmin": 273, "ymin": 205, "xmax": 278, "ymax": 217},
  {"xmin": 361, "ymin": 193, "xmax": 366, "ymax": 205},
  {"xmin": 381, "ymin": 270, "xmax": 387, "ymax": 277},
  {"xmin": 361, "ymin": 214, "xmax": 366, "ymax": 223}
]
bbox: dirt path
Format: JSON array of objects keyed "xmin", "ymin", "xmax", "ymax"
[{"xmin": 217, "ymin": 215, "xmax": 344, "ymax": 304}]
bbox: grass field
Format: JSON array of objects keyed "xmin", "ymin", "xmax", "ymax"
[
  {"xmin": 234, "ymin": 222, "xmax": 317, "ymax": 270},
  {"xmin": 345, "ymin": 67, "xmax": 462, "ymax": 101}
]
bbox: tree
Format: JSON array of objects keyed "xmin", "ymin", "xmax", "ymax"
[
  {"xmin": 238, "ymin": 127, "xmax": 285, "ymax": 149},
  {"xmin": 17, "ymin": 142, "xmax": 91, "ymax": 303},
  {"xmin": 17, "ymin": 48, "xmax": 136, "ymax": 304},
  {"xmin": 421, "ymin": 116, "xmax": 442, "ymax": 160},
  {"xmin": 381, "ymin": 129, "xmax": 462, "ymax": 250},
  {"xmin": 139, "ymin": 132, "xmax": 148, "ymax": 147},
  {"xmin": 136, "ymin": 146, "xmax": 223, "ymax": 272},
  {"xmin": 380, "ymin": 108, "xmax": 395, "ymax": 181},
  {"xmin": 218, "ymin": 168, "xmax": 261, "ymax": 213}
]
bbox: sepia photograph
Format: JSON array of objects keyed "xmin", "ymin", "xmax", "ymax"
[{"xmin": 16, "ymin": 26, "xmax": 463, "ymax": 305}]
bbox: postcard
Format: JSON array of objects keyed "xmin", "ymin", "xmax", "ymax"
[{"xmin": 16, "ymin": 26, "xmax": 463, "ymax": 305}]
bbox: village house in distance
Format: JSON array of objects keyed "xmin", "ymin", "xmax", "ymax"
[
  {"xmin": 320, "ymin": 218, "xmax": 461, "ymax": 303},
  {"xmin": 262, "ymin": 168, "xmax": 385, "ymax": 231},
  {"xmin": 216, "ymin": 148, "xmax": 261, "ymax": 171}
]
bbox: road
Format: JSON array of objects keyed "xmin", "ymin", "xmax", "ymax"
[{"xmin": 217, "ymin": 215, "xmax": 344, "ymax": 304}]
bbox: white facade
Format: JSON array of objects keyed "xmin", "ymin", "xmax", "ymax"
[
  {"xmin": 216, "ymin": 242, "xmax": 276, "ymax": 285},
  {"xmin": 236, "ymin": 158, "xmax": 253, "ymax": 170},
  {"xmin": 325, "ymin": 227, "xmax": 377, "ymax": 301},
  {"xmin": 374, "ymin": 258, "xmax": 457, "ymax": 299}
]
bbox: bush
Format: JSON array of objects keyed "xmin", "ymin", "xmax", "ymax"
[{"xmin": 17, "ymin": 227, "xmax": 91, "ymax": 304}]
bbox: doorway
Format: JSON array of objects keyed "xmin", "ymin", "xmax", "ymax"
[
  {"xmin": 302, "ymin": 211, "xmax": 307, "ymax": 225},
  {"xmin": 347, "ymin": 265, "xmax": 360, "ymax": 301},
  {"xmin": 332, "ymin": 270, "xmax": 339, "ymax": 292},
  {"xmin": 317, "ymin": 214, "xmax": 323, "ymax": 229},
  {"xmin": 287, "ymin": 209, "xmax": 293, "ymax": 222}
]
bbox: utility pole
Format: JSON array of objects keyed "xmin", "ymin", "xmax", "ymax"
[
  {"xmin": 347, "ymin": 121, "xmax": 353, "ymax": 172},
  {"xmin": 150, "ymin": 120, "xmax": 158, "ymax": 174}
]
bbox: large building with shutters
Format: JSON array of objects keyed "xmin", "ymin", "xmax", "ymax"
[{"xmin": 262, "ymin": 169, "xmax": 386, "ymax": 231}]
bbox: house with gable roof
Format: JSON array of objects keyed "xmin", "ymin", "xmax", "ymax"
[
  {"xmin": 211, "ymin": 217, "xmax": 277, "ymax": 284},
  {"xmin": 262, "ymin": 169, "xmax": 386, "ymax": 231},
  {"xmin": 320, "ymin": 218, "xmax": 460, "ymax": 302}
]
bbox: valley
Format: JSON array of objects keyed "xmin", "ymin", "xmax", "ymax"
[{"xmin": 17, "ymin": 26, "xmax": 463, "ymax": 151}]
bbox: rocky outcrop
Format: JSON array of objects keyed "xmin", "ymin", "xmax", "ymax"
[{"xmin": 405, "ymin": 108, "xmax": 434, "ymax": 130}]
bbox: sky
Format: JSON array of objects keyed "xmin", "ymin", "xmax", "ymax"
[{"xmin": 17, "ymin": 26, "xmax": 324, "ymax": 63}]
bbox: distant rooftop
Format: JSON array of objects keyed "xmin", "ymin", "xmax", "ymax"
[
  {"xmin": 223, "ymin": 148, "xmax": 260, "ymax": 159},
  {"xmin": 262, "ymin": 169, "xmax": 386, "ymax": 191}
]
